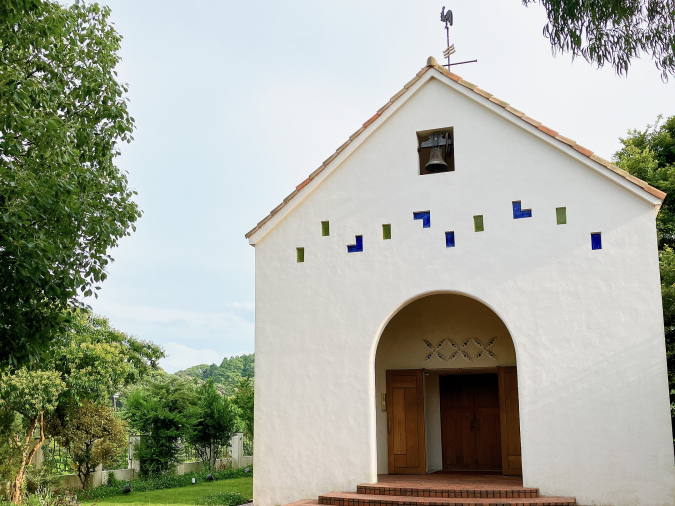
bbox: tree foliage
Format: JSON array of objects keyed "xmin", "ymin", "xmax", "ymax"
[
  {"xmin": 188, "ymin": 379, "xmax": 238, "ymax": 469},
  {"xmin": 123, "ymin": 375, "xmax": 199, "ymax": 475},
  {"xmin": 613, "ymin": 115, "xmax": 675, "ymax": 436},
  {"xmin": 231, "ymin": 376, "xmax": 253, "ymax": 439},
  {"xmin": 175, "ymin": 354, "xmax": 254, "ymax": 396},
  {"xmin": 46, "ymin": 400, "xmax": 127, "ymax": 489},
  {"xmin": 0, "ymin": 0, "xmax": 141, "ymax": 367},
  {"xmin": 0, "ymin": 309, "xmax": 162, "ymax": 504},
  {"xmin": 524, "ymin": 0, "xmax": 675, "ymax": 80},
  {"xmin": 0, "ymin": 368, "xmax": 65, "ymax": 504}
]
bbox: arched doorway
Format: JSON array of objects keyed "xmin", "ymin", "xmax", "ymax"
[{"xmin": 374, "ymin": 293, "xmax": 521, "ymax": 476}]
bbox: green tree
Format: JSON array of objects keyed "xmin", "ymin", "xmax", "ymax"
[
  {"xmin": 175, "ymin": 354, "xmax": 255, "ymax": 396},
  {"xmin": 123, "ymin": 376, "xmax": 199, "ymax": 475},
  {"xmin": 232, "ymin": 376, "xmax": 254, "ymax": 440},
  {"xmin": 188, "ymin": 379, "xmax": 238, "ymax": 469},
  {"xmin": 0, "ymin": 0, "xmax": 141, "ymax": 367},
  {"xmin": 523, "ymin": 0, "xmax": 675, "ymax": 79},
  {"xmin": 0, "ymin": 309, "xmax": 162, "ymax": 504},
  {"xmin": 613, "ymin": 115, "xmax": 675, "ymax": 438},
  {"xmin": 46, "ymin": 400, "xmax": 127, "ymax": 489},
  {"xmin": 0, "ymin": 369, "xmax": 64, "ymax": 504}
]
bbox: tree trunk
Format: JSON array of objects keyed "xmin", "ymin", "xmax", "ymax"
[{"xmin": 10, "ymin": 412, "xmax": 45, "ymax": 505}]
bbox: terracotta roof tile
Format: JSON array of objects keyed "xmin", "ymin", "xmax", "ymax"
[
  {"xmin": 404, "ymin": 76, "xmax": 421, "ymax": 89},
  {"xmin": 323, "ymin": 153, "xmax": 337, "ymax": 166},
  {"xmin": 555, "ymin": 135, "xmax": 576, "ymax": 147},
  {"xmin": 377, "ymin": 101, "xmax": 393, "ymax": 115},
  {"xmin": 245, "ymin": 59, "xmax": 664, "ymax": 240},
  {"xmin": 537, "ymin": 125, "xmax": 559, "ymax": 137},
  {"xmin": 458, "ymin": 79, "xmax": 477, "ymax": 90},
  {"xmin": 522, "ymin": 115, "xmax": 542, "ymax": 128},
  {"xmin": 489, "ymin": 96, "xmax": 510, "ymax": 108},
  {"xmin": 572, "ymin": 144, "xmax": 593, "ymax": 157},
  {"xmin": 363, "ymin": 113, "xmax": 380, "ymax": 129},
  {"xmin": 309, "ymin": 165, "xmax": 325, "ymax": 179},
  {"xmin": 390, "ymin": 88, "xmax": 407, "ymax": 102},
  {"xmin": 296, "ymin": 178, "xmax": 311, "ymax": 191},
  {"xmin": 645, "ymin": 185, "xmax": 668, "ymax": 200},
  {"xmin": 473, "ymin": 88, "xmax": 493, "ymax": 100},
  {"xmin": 335, "ymin": 140, "xmax": 351, "ymax": 153},
  {"xmin": 505, "ymin": 105, "xmax": 525, "ymax": 118},
  {"xmin": 270, "ymin": 202, "xmax": 285, "ymax": 216},
  {"xmin": 350, "ymin": 127, "xmax": 365, "ymax": 140},
  {"xmin": 590, "ymin": 154, "xmax": 612, "ymax": 168}
]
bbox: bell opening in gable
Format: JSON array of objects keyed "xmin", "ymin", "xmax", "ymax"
[{"xmin": 417, "ymin": 128, "xmax": 455, "ymax": 175}]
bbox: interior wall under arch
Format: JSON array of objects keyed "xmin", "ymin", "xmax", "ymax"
[{"xmin": 374, "ymin": 293, "xmax": 517, "ymax": 473}]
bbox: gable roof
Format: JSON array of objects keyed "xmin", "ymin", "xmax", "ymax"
[{"xmin": 246, "ymin": 57, "xmax": 665, "ymax": 243}]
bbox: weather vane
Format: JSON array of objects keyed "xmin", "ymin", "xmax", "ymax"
[{"xmin": 440, "ymin": 6, "xmax": 477, "ymax": 69}]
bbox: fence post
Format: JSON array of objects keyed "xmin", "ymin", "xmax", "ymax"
[
  {"xmin": 129, "ymin": 434, "xmax": 141, "ymax": 472},
  {"xmin": 230, "ymin": 433, "xmax": 243, "ymax": 469}
]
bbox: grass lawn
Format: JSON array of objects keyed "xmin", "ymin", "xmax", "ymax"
[{"xmin": 82, "ymin": 477, "xmax": 253, "ymax": 506}]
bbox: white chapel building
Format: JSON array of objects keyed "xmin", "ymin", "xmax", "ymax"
[{"xmin": 246, "ymin": 58, "xmax": 675, "ymax": 506}]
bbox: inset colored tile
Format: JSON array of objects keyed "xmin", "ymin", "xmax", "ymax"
[
  {"xmin": 445, "ymin": 231, "xmax": 455, "ymax": 248},
  {"xmin": 321, "ymin": 221, "xmax": 330, "ymax": 236},
  {"xmin": 347, "ymin": 235, "xmax": 363, "ymax": 253},
  {"xmin": 556, "ymin": 207, "xmax": 567, "ymax": 225},
  {"xmin": 382, "ymin": 224, "xmax": 391, "ymax": 240},
  {"xmin": 512, "ymin": 201, "xmax": 532, "ymax": 219},
  {"xmin": 413, "ymin": 211, "xmax": 431, "ymax": 228},
  {"xmin": 296, "ymin": 247, "xmax": 304, "ymax": 262},
  {"xmin": 474, "ymin": 215, "xmax": 484, "ymax": 232},
  {"xmin": 591, "ymin": 232, "xmax": 602, "ymax": 250}
]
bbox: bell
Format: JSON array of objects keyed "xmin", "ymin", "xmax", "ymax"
[{"xmin": 425, "ymin": 147, "xmax": 448, "ymax": 173}]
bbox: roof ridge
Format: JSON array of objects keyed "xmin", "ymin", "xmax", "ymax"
[{"xmin": 245, "ymin": 58, "xmax": 665, "ymax": 240}]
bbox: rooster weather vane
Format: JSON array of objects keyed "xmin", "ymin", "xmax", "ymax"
[{"xmin": 439, "ymin": 6, "xmax": 476, "ymax": 69}]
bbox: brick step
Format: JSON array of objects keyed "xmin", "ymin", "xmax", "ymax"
[
  {"xmin": 357, "ymin": 484, "xmax": 540, "ymax": 499},
  {"xmin": 318, "ymin": 492, "xmax": 576, "ymax": 506}
]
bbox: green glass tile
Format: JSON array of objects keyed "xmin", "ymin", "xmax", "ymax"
[
  {"xmin": 556, "ymin": 207, "xmax": 567, "ymax": 225},
  {"xmin": 382, "ymin": 224, "xmax": 391, "ymax": 240},
  {"xmin": 321, "ymin": 221, "xmax": 330, "ymax": 236},
  {"xmin": 474, "ymin": 215, "xmax": 484, "ymax": 232},
  {"xmin": 296, "ymin": 247, "xmax": 304, "ymax": 263}
]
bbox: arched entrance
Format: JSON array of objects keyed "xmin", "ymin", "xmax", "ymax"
[{"xmin": 374, "ymin": 293, "xmax": 521, "ymax": 476}]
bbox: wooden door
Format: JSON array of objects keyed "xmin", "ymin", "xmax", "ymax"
[
  {"xmin": 440, "ymin": 374, "xmax": 502, "ymax": 470},
  {"xmin": 473, "ymin": 375, "xmax": 502, "ymax": 469},
  {"xmin": 386, "ymin": 369, "xmax": 426, "ymax": 474},
  {"xmin": 498, "ymin": 366, "xmax": 522, "ymax": 475},
  {"xmin": 439, "ymin": 375, "xmax": 475, "ymax": 469}
]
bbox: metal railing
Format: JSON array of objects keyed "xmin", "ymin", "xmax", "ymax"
[
  {"xmin": 243, "ymin": 434, "xmax": 253, "ymax": 457},
  {"xmin": 42, "ymin": 439, "xmax": 73, "ymax": 475}
]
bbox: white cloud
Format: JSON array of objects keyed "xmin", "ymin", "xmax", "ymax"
[
  {"xmin": 87, "ymin": 301, "xmax": 255, "ymax": 369},
  {"xmin": 161, "ymin": 343, "xmax": 223, "ymax": 373},
  {"xmin": 99, "ymin": 302, "xmax": 253, "ymax": 331}
]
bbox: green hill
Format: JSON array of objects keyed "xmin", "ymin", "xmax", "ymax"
[{"xmin": 174, "ymin": 353, "xmax": 254, "ymax": 395}]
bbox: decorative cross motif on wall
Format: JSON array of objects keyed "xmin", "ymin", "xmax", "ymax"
[{"xmin": 423, "ymin": 337, "xmax": 497, "ymax": 363}]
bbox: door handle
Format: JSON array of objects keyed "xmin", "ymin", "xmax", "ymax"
[{"xmin": 388, "ymin": 420, "xmax": 391, "ymax": 433}]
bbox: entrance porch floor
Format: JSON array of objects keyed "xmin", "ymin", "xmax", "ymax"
[{"xmin": 373, "ymin": 474, "xmax": 527, "ymax": 491}]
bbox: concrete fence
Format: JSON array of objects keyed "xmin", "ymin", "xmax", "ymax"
[{"xmin": 35, "ymin": 433, "xmax": 252, "ymax": 490}]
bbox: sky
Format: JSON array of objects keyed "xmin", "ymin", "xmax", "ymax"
[{"xmin": 89, "ymin": 0, "xmax": 674, "ymax": 373}]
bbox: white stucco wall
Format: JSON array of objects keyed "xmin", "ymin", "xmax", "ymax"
[
  {"xmin": 374, "ymin": 293, "xmax": 517, "ymax": 473},
  {"xmin": 251, "ymin": 72, "xmax": 675, "ymax": 506}
]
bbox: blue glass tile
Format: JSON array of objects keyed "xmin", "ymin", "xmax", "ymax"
[
  {"xmin": 591, "ymin": 233, "xmax": 602, "ymax": 250},
  {"xmin": 445, "ymin": 231, "xmax": 455, "ymax": 248},
  {"xmin": 512, "ymin": 201, "xmax": 532, "ymax": 219},
  {"xmin": 347, "ymin": 235, "xmax": 363, "ymax": 253},
  {"xmin": 413, "ymin": 211, "xmax": 431, "ymax": 228}
]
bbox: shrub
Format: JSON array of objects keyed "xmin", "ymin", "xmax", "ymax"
[
  {"xmin": 77, "ymin": 466, "xmax": 252, "ymax": 501},
  {"xmin": 199, "ymin": 492, "xmax": 246, "ymax": 506}
]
